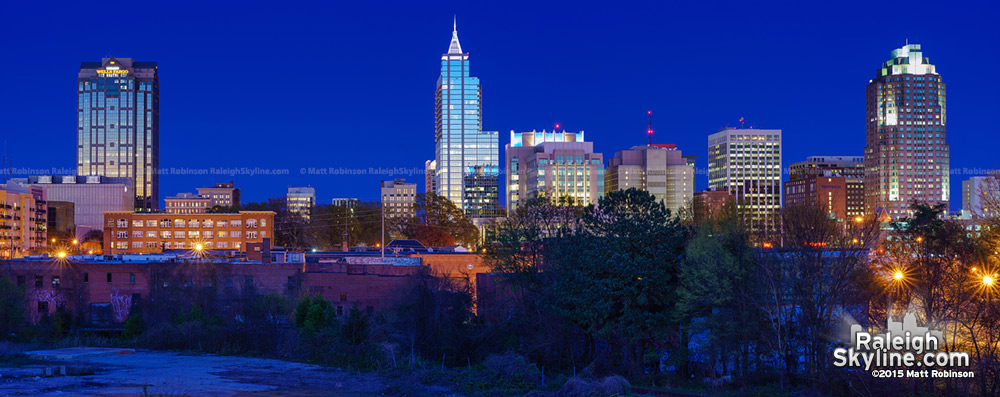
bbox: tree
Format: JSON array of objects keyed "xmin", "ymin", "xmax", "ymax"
[
  {"xmin": 403, "ymin": 193, "xmax": 479, "ymax": 247},
  {"xmin": 547, "ymin": 188, "xmax": 689, "ymax": 375},
  {"xmin": 0, "ymin": 276, "xmax": 25, "ymax": 339},
  {"xmin": 675, "ymin": 204, "xmax": 759, "ymax": 383}
]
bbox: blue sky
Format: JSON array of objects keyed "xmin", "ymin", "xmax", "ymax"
[{"xmin": 1, "ymin": 0, "xmax": 997, "ymax": 209}]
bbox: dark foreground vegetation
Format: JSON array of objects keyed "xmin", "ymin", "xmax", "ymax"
[{"xmin": 2, "ymin": 189, "xmax": 999, "ymax": 396}]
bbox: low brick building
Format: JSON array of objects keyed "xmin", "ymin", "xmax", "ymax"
[
  {"xmin": 103, "ymin": 211, "xmax": 275, "ymax": 253},
  {"xmin": 4, "ymin": 250, "xmax": 489, "ymax": 325}
]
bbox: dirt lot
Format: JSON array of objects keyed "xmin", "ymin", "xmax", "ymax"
[{"xmin": 0, "ymin": 348, "xmax": 418, "ymax": 396}]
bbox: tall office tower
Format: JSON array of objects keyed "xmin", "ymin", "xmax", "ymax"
[
  {"xmin": 381, "ymin": 179, "xmax": 417, "ymax": 218},
  {"xmin": 433, "ymin": 22, "xmax": 500, "ymax": 218},
  {"xmin": 505, "ymin": 130, "xmax": 604, "ymax": 212},
  {"xmin": 286, "ymin": 186, "xmax": 315, "ymax": 222},
  {"xmin": 77, "ymin": 58, "xmax": 159, "ymax": 212},
  {"xmin": 708, "ymin": 128, "xmax": 782, "ymax": 233},
  {"xmin": 865, "ymin": 44, "xmax": 949, "ymax": 219},
  {"xmin": 606, "ymin": 144, "xmax": 694, "ymax": 214},
  {"xmin": 424, "ymin": 160, "xmax": 437, "ymax": 195},
  {"xmin": 786, "ymin": 156, "xmax": 865, "ymax": 220}
]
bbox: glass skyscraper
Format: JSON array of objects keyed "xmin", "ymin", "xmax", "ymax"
[
  {"xmin": 864, "ymin": 44, "xmax": 949, "ymax": 219},
  {"xmin": 433, "ymin": 23, "xmax": 500, "ymax": 218},
  {"xmin": 77, "ymin": 58, "xmax": 159, "ymax": 212}
]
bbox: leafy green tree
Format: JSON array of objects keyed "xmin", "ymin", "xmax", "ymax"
[
  {"xmin": 122, "ymin": 303, "xmax": 145, "ymax": 339},
  {"xmin": 547, "ymin": 188, "xmax": 689, "ymax": 375},
  {"xmin": 675, "ymin": 201, "xmax": 764, "ymax": 383},
  {"xmin": 403, "ymin": 193, "xmax": 479, "ymax": 247},
  {"xmin": 343, "ymin": 306, "xmax": 369, "ymax": 345}
]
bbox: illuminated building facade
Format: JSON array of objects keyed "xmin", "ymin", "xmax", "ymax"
[
  {"xmin": 962, "ymin": 176, "xmax": 999, "ymax": 218},
  {"xmin": 102, "ymin": 211, "xmax": 275, "ymax": 253},
  {"xmin": 196, "ymin": 182, "xmax": 240, "ymax": 208},
  {"xmin": 12, "ymin": 175, "xmax": 132, "ymax": 235},
  {"xmin": 381, "ymin": 179, "xmax": 417, "ymax": 218},
  {"xmin": 164, "ymin": 193, "xmax": 211, "ymax": 214},
  {"xmin": 505, "ymin": 130, "xmax": 603, "ymax": 212},
  {"xmin": 787, "ymin": 156, "xmax": 864, "ymax": 219},
  {"xmin": 0, "ymin": 182, "xmax": 47, "ymax": 258},
  {"xmin": 708, "ymin": 128, "xmax": 782, "ymax": 233},
  {"xmin": 424, "ymin": 160, "xmax": 437, "ymax": 196},
  {"xmin": 286, "ymin": 186, "xmax": 315, "ymax": 222},
  {"xmin": 77, "ymin": 58, "xmax": 159, "ymax": 212},
  {"xmin": 865, "ymin": 44, "xmax": 949, "ymax": 219},
  {"xmin": 433, "ymin": 23, "xmax": 500, "ymax": 218},
  {"xmin": 606, "ymin": 144, "xmax": 694, "ymax": 214}
]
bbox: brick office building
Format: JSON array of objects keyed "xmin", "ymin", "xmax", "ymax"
[{"xmin": 103, "ymin": 211, "xmax": 275, "ymax": 253}]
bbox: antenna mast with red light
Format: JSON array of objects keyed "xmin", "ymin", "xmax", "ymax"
[{"xmin": 647, "ymin": 110, "xmax": 653, "ymax": 145}]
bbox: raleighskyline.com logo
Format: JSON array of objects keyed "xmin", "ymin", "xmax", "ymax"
[{"xmin": 833, "ymin": 312, "xmax": 974, "ymax": 379}]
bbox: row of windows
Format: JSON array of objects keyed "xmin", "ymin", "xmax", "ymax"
[
  {"xmin": 17, "ymin": 272, "xmax": 133, "ymax": 288},
  {"xmin": 112, "ymin": 218, "xmax": 259, "ymax": 228}
]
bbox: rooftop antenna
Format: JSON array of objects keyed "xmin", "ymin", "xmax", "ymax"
[
  {"xmin": 453, "ymin": 15, "xmax": 457, "ymax": 32},
  {"xmin": 647, "ymin": 110, "xmax": 653, "ymax": 145}
]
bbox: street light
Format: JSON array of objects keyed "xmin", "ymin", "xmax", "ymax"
[
  {"xmin": 72, "ymin": 239, "xmax": 78, "ymax": 245},
  {"xmin": 893, "ymin": 271, "xmax": 905, "ymax": 281},
  {"xmin": 57, "ymin": 251, "xmax": 67, "ymax": 259},
  {"xmin": 854, "ymin": 216, "xmax": 863, "ymax": 223},
  {"xmin": 195, "ymin": 243, "xmax": 204, "ymax": 251},
  {"xmin": 984, "ymin": 275, "xmax": 995, "ymax": 287}
]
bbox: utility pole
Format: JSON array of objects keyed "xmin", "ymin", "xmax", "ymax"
[{"xmin": 381, "ymin": 201, "xmax": 385, "ymax": 259}]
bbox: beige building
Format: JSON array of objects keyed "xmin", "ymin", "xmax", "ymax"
[
  {"xmin": 381, "ymin": 179, "xmax": 417, "ymax": 218},
  {"xmin": 12, "ymin": 175, "xmax": 131, "ymax": 236},
  {"xmin": 505, "ymin": 130, "xmax": 604, "ymax": 211},
  {"xmin": 606, "ymin": 144, "xmax": 694, "ymax": 215},
  {"xmin": 708, "ymin": 128, "xmax": 782, "ymax": 233},
  {"xmin": 0, "ymin": 181, "xmax": 48, "ymax": 258},
  {"xmin": 164, "ymin": 192, "xmax": 212, "ymax": 214},
  {"xmin": 197, "ymin": 182, "xmax": 240, "ymax": 208}
]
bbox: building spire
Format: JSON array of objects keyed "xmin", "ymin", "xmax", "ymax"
[
  {"xmin": 447, "ymin": 16, "xmax": 463, "ymax": 54},
  {"xmin": 454, "ymin": 15, "xmax": 457, "ymax": 32}
]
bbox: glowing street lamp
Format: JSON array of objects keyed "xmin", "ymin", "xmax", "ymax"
[
  {"xmin": 854, "ymin": 216, "xmax": 863, "ymax": 223},
  {"xmin": 57, "ymin": 251, "xmax": 67, "ymax": 259},
  {"xmin": 72, "ymin": 239, "xmax": 78, "ymax": 245},
  {"xmin": 195, "ymin": 243, "xmax": 204, "ymax": 251},
  {"xmin": 984, "ymin": 275, "xmax": 995, "ymax": 287},
  {"xmin": 893, "ymin": 271, "xmax": 905, "ymax": 281}
]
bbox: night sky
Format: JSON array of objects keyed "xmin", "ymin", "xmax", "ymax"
[{"xmin": 1, "ymin": 1, "xmax": 998, "ymax": 209}]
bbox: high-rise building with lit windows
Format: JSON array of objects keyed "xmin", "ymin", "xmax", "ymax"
[
  {"xmin": 505, "ymin": 130, "xmax": 603, "ymax": 212},
  {"xmin": 786, "ymin": 156, "xmax": 865, "ymax": 220},
  {"xmin": 707, "ymin": 128, "xmax": 782, "ymax": 233},
  {"xmin": 433, "ymin": 22, "xmax": 500, "ymax": 219},
  {"xmin": 77, "ymin": 58, "xmax": 158, "ymax": 212},
  {"xmin": 381, "ymin": 179, "xmax": 417, "ymax": 218},
  {"xmin": 606, "ymin": 144, "xmax": 694, "ymax": 215},
  {"xmin": 286, "ymin": 186, "xmax": 315, "ymax": 222},
  {"xmin": 865, "ymin": 44, "xmax": 949, "ymax": 220}
]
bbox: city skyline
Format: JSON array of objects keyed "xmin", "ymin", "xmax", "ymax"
[{"xmin": 1, "ymin": 2, "xmax": 998, "ymax": 209}]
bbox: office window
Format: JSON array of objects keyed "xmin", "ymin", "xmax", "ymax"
[
  {"xmin": 52, "ymin": 277, "xmax": 60, "ymax": 288},
  {"xmin": 35, "ymin": 276, "xmax": 43, "ymax": 288},
  {"xmin": 130, "ymin": 273, "xmax": 135, "ymax": 284},
  {"xmin": 107, "ymin": 273, "xmax": 112, "ymax": 283}
]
